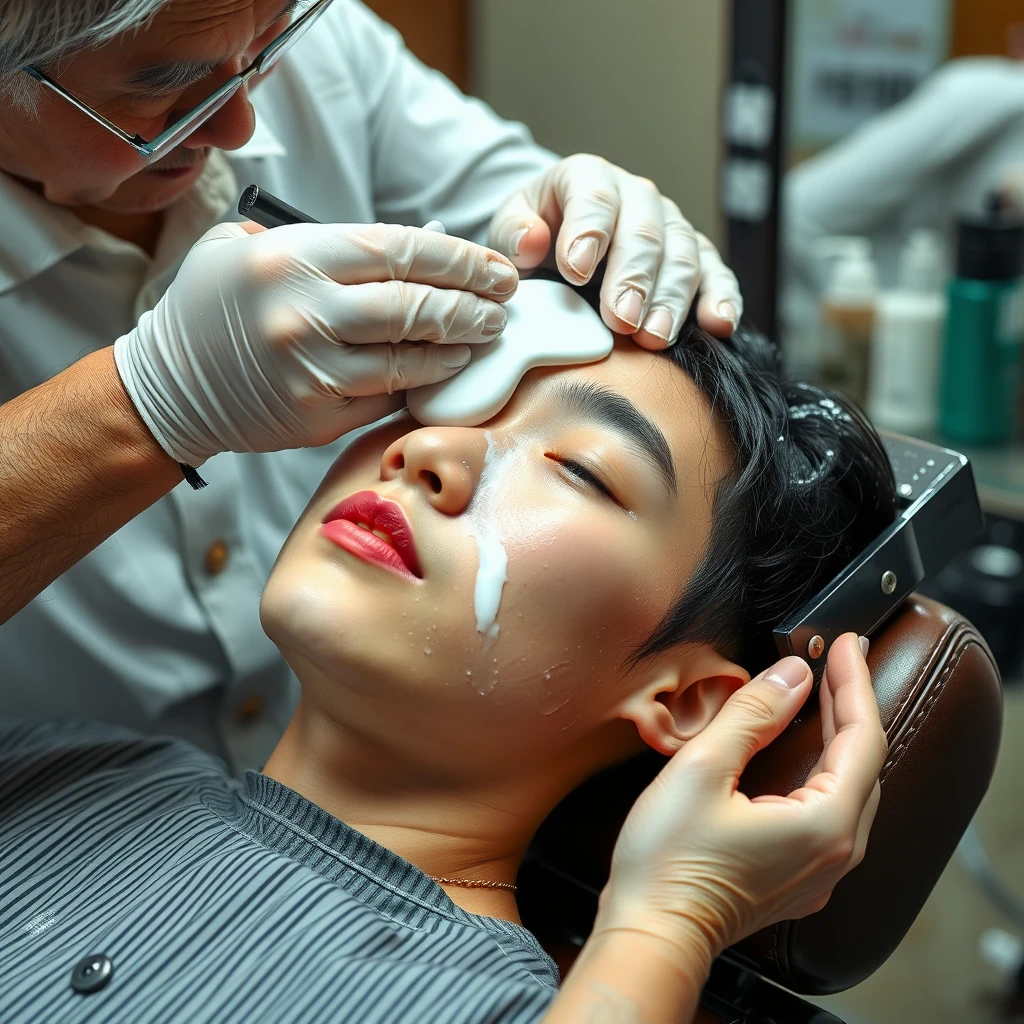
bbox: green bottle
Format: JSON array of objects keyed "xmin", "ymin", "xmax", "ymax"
[{"xmin": 939, "ymin": 200, "xmax": 1024, "ymax": 446}]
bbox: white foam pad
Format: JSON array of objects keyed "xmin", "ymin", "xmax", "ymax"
[{"xmin": 406, "ymin": 278, "xmax": 614, "ymax": 427}]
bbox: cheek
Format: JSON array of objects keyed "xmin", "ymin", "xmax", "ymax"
[
  {"xmin": 504, "ymin": 513, "xmax": 664, "ymax": 650},
  {"xmin": 458, "ymin": 506, "xmax": 672, "ymax": 727},
  {"xmin": 42, "ymin": 140, "xmax": 143, "ymax": 202}
]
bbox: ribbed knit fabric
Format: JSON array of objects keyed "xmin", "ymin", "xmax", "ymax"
[{"xmin": 0, "ymin": 720, "xmax": 558, "ymax": 1023}]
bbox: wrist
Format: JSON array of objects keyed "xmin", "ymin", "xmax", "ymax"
[
  {"xmin": 593, "ymin": 891, "xmax": 721, "ymax": 977},
  {"xmin": 78, "ymin": 348, "xmax": 180, "ymax": 485},
  {"xmin": 112, "ymin": 331, "xmax": 214, "ymax": 467}
]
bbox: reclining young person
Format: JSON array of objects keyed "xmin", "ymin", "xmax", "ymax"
[{"xmin": 0, "ymin": 304, "xmax": 895, "ymax": 1024}]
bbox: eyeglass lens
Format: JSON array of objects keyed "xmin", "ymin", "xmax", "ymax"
[
  {"xmin": 147, "ymin": 86, "xmax": 240, "ymax": 161},
  {"xmin": 146, "ymin": 1, "xmax": 329, "ymax": 161}
]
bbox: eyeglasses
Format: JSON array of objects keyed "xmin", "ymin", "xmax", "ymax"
[{"xmin": 23, "ymin": 0, "xmax": 336, "ymax": 163}]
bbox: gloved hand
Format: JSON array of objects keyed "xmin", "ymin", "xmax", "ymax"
[
  {"xmin": 595, "ymin": 633, "xmax": 885, "ymax": 969},
  {"xmin": 487, "ymin": 153, "xmax": 743, "ymax": 349},
  {"xmin": 115, "ymin": 221, "xmax": 518, "ymax": 465}
]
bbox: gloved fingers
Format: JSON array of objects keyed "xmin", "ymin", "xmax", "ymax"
[
  {"xmin": 489, "ymin": 154, "xmax": 624, "ymax": 276},
  {"xmin": 261, "ymin": 222, "xmax": 519, "ymax": 300},
  {"xmin": 627, "ymin": 196, "xmax": 702, "ymax": 349},
  {"xmin": 596, "ymin": 173, "xmax": 673, "ymax": 338},
  {"xmin": 320, "ymin": 280, "xmax": 508, "ymax": 345},
  {"xmin": 190, "ymin": 220, "xmax": 255, "ymax": 249},
  {"xmin": 802, "ymin": 634, "xmax": 886, "ymax": 825},
  {"xmin": 679, "ymin": 656, "xmax": 812, "ymax": 785},
  {"xmin": 693, "ymin": 232, "xmax": 743, "ymax": 337},
  {"xmin": 550, "ymin": 155, "xmax": 622, "ymax": 286},
  {"xmin": 324, "ymin": 341, "xmax": 472, "ymax": 397},
  {"xmin": 311, "ymin": 393, "xmax": 407, "ymax": 446},
  {"xmin": 487, "ymin": 181, "xmax": 557, "ymax": 271}
]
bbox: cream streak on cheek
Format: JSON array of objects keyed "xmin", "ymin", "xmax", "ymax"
[{"xmin": 464, "ymin": 431, "xmax": 519, "ymax": 637}]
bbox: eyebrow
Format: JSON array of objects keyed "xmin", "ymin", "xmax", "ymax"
[
  {"xmin": 554, "ymin": 379, "xmax": 678, "ymax": 497},
  {"xmin": 125, "ymin": 1, "xmax": 305, "ymax": 94},
  {"xmin": 126, "ymin": 59, "xmax": 222, "ymax": 94}
]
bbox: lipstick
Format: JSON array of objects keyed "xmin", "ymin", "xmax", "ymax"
[{"xmin": 320, "ymin": 491, "xmax": 422, "ymax": 580}]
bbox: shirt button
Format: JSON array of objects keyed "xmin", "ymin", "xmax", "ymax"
[
  {"xmin": 236, "ymin": 694, "xmax": 265, "ymax": 724},
  {"xmin": 205, "ymin": 540, "xmax": 230, "ymax": 575},
  {"xmin": 71, "ymin": 953, "xmax": 114, "ymax": 994}
]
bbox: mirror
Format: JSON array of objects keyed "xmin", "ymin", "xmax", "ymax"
[{"xmin": 777, "ymin": 1, "xmax": 1024, "ymax": 436}]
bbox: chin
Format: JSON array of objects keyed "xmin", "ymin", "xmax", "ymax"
[{"xmin": 260, "ymin": 560, "xmax": 387, "ymax": 691}]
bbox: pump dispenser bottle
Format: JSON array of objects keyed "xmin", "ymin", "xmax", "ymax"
[
  {"xmin": 816, "ymin": 237, "xmax": 878, "ymax": 405},
  {"xmin": 939, "ymin": 197, "xmax": 1024, "ymax": 445},
  {"xmin": 867, "ymin": 230, "xmax": 947, "ymax": 434}
]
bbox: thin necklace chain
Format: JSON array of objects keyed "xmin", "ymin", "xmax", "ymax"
[{"xmin": 430, "ymin": 876, "xmax": 518, "ymax": 892}]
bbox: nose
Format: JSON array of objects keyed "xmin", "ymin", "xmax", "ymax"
[
  {"xmin": 183, "ymin": 85, "xmax": 256, "ymax": 152},
  {"xmin": 381, "ymin": 428, "xmax": 488, "ymax": 515}
]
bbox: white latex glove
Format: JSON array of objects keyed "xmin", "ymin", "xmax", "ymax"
[
  {"xmin": 115, "ymin": 221, "xmax": 517, "ymax": 465},
  {"xmin": 595, "ymin": 633, "xmax": 886, "ymax": 967},
  {"xmin": 488, "ymin": 153, "xmax": 743, "ymax": 349}
]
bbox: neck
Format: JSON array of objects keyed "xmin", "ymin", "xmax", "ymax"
[
  {"xmin": 10, "ymin": 173, "xmax": 166, "ymax": 255},
  {"xmin": 263, "ymin": 697, "xmax": 572, "ymax": 925},
  {"xmin": 73, "ymin": 204, "xmax": 166, "ymax": 257}
]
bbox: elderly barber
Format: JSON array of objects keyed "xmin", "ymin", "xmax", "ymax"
[{"xmin": 0, "ymin": 0, "xmax": 741, "ymax": 770}]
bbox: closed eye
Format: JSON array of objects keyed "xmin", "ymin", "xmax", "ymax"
[{"xmin": 546, "ymin": 452, "xmax": 618, "ymax": 503}]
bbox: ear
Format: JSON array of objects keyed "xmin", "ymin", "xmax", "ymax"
[{"xmin": 615, "ymin": 647, "xmax": 750, "ymax": 756}]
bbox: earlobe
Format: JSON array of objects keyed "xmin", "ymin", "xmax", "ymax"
[{"xmin": 617, "ymin": 652, "xmax": 749, "ymax": 756}]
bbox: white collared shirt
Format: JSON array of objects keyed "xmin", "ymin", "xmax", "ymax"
[{"xmin": 0, "ymin": 0, "xmax": 555, "ymax": 771}]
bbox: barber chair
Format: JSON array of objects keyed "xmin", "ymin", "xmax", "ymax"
[{"xmin": 519, "ymin": 435, "xmax": 1004, "ymax": 1023}]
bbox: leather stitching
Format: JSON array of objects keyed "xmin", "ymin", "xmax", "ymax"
[
  {"xmin": 880, "ymin": 633, "xmax": 978, "ymax": 780},
  {"xmin": 779, "ymin": 620, "xmax": 995, "ymax": 988}
]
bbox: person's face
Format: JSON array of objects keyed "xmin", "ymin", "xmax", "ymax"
[
  {"xmin": 0, "ymin": 0, "xmax": 293, "ymax": 213},
  {"xmin": 261, "ymin": 338, "xmax": 736, "ymax": 783}
]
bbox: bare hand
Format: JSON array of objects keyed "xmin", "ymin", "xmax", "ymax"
[{"xmin": 596, "ymin": 633, "xmax": 886, "ymax": 962}]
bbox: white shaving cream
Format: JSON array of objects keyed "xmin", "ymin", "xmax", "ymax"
[{"xmin": 465, "ymin": 431, "xmax": 517, "ymax": 637}]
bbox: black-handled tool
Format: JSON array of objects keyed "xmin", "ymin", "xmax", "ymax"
[{"xmin": 238, "ymin": 184, "xmax": 320, "ymax": 228}]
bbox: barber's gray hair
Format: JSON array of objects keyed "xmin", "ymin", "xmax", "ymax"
[{"xmin": 0, "ymin": 0, "xmax": 172, "ymax": 107}]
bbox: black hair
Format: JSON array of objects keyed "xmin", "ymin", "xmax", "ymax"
[
  {"xmin": 531, "ymin": 268, "xmax": 898, "ymax": 671},
  {"xmin": 518, "ymin": 283, "xmax": 899, "ymax": 935},
  {"xmin": 635, "ymin": 315, "xmax": 897, "ymax": 671}
]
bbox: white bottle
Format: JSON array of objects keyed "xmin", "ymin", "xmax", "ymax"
[
  {"xmin": 867, "ymin": 230, "xmax": 947, "ymax": 434},
  {"xmin": 815, "ymin": 237, "xmax": 879, "ymax": 405}
]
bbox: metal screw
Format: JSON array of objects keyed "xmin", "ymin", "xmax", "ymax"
[
  {"xmin": 881, "ymin": 570, "xmax": 897, "ymax": 595},
  {"xmin": 807, "ymin": 635, "xmax": 825, "ymax": 659}
]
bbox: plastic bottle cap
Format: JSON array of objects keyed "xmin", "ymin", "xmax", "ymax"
[
  {"xmin": 955, "ymin": 194, "xmax": 1024, "ymax": 281},
  {"xmin": 898, "ymin": 230, "xmax": 945, "ymax": 293},
  {"xmin": 815, "ymin": 236, "xmax": 878, "ymax": 306}
]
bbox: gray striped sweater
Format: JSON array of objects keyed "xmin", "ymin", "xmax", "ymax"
[{"xmin": 0, "ymin": 720, "xmax": 559, "ymax": 1023}]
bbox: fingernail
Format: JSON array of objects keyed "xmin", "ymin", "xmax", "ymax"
[
  {"xmin": 442, "ymin": 346, "xmax": 472, "ymax": 368},
  {"xmin": 859, "ymin": 636, "xmax": 870, "ymax": 658},
  {"xmin": 765, "ymin": 657, "xmax": 810, "ymax": 690},
  {"xmin": 510, "ymin": 227, "xmax": 530, "ymax": 258},
  {"xmin": 615, "ymin": 288, "xmax": 645, "ymax": 330},
  {"xmin": 483, "ymin": 305, "xmax": 508, "ymax": 336},
  {"xmin": 490, "ymin": 261, "xmax": 518, "ymax": 296},
  {"xmin": 717, "ymin": 300, "xmax": 739, "ymax": 327},
  {"xmin": 641, "ymin": 307, "xmax": 674, "ymax": 341},
  {"xmin": 567, "ymin": 236, "xmax": 600, "ymax": 279}
]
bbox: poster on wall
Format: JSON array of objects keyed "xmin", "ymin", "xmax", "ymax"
[{"xmin": 788, "ymin": 0, "xmax": 952, "ymax": 163}]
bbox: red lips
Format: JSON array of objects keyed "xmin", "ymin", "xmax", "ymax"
[{"xmin": 320, "ymin": 490, "xmax": 422, "ymax": 580}]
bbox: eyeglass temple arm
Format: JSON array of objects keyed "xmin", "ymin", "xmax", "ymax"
[{"xmin": 23, "ymin": 67, "xmax": 150, "ymax": 151}]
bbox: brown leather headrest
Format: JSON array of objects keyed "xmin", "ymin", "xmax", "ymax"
[
  {"xmin": 521, "ymin": 596, "xmax": 1003, "ymax": 994},
  {"xmin": 737, "ymin": 595, "xmax": 1002, "ymax": 992}
]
